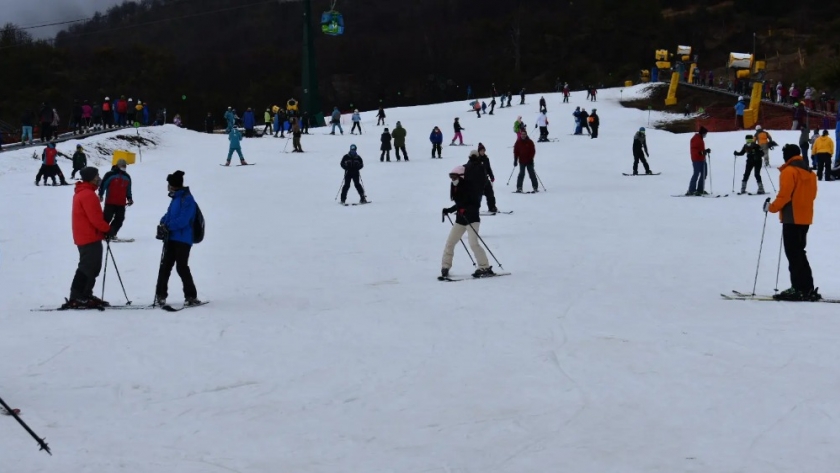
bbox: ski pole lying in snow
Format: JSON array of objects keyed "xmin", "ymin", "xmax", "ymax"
[
  {"xmin": 751, "ymin": 199, "xmax": 770, "ymax": 296},
  {"xmin": 0, "ymin": 395, "xmax": 51, "ymax": 455},
  {"xmin": 445, "ymin": 213, "xmax": 476, "ymax": 267},
  {"xmin": 106, "ymin": 241, "xmax": 131, "ymax": 305},
  {"xmin": 463, "ymin": 220, "xmax": 505, "ymax": 270},
  {"xmin": 506, "ymin": 165, "xmax": 516, "ymax": 186}
]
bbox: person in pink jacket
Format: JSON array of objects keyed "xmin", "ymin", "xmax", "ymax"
[{"xmin": 81, "ymin": 100, "xmax": 93, "ymax": 132}]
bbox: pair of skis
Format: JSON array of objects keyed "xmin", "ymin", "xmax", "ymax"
[
  {"xmin": 31, "ymin": 301, "xmax": 210, "ymax": 312},
  {"xmin": 622, "ymin": 172, "xmax": 661, "ymax": 176},
  {"xmin": 721, "ymin": 290, "xmax": 840, "ymax": 303},
  {"xmin": 219, "ymin": 163, "xmax": 255, "ymax": 167},
  {"xmin": 438, "ymin": 272, "xmax": 511, "ymax": 282}
]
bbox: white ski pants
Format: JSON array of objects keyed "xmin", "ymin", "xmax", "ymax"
[{"xmin": 442, "ymin": 222, "xmax": 489, "ymax": 270}]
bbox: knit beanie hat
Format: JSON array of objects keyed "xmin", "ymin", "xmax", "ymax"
[
  {"xmin": 80, "ymin": 167, "xmax": 99, "ymax": 183},
  {"xmin": 477, "ymin": 143, "xmax": 486, "ymax": 152},
  {"xmin": 167, "ymin": 170, "xmax": 185, "ymax": 188}
]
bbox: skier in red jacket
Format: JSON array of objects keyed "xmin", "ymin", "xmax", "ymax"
[
  {"xmin": 65, "ymin": 167, "xmax": 111, "ymax": 309},
  {"xmin": 513, "ymin": 131, "xmax": 538, "ymax": 193},
  {"xmin": 686, "ymin": 126, "xmax": 710, "ymax": 196}
]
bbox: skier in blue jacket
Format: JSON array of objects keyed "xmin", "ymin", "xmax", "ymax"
[
  {"xmin": 155, "ymin": 170, "xmax": 201, "ymax": 307},
  {"xmin": 734, "ymin": 97, "xmax": 747, "ymax": 129},
  {"xmin": 330, "ymin": 107, "xmax": 343, "ymax": 135},
  {"xmin": 224, "ymin": 129, "xmax": 248, "ymax": 166},
  {"xmin": 835, "ymin": 110, "xmax": 840, "ymax": 165},
  {"xmin": 242, "ymin": 108, "xmax": 256, "ymax": 137},
  {"xmin": 224, "ymin": 107, "xmax": 236, "ymax": 132},
  {"xmin": 429, "ymin": 126, "xmax": 443, "ymax": 159},
  {"xmin": 351, "ymin": 109, "xmax": 362, "ymax": 134}
]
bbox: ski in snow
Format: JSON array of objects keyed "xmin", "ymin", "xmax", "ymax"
[
  {"xmin": 671, "ymin": 194, "xmax": 728, "ymax": 198},
  {"xmin": 220, "ymin": 163, "xmax": 256, "ymax": 167},
  {"xmin": 342, "ymin": 201, "xmax": 372, "ymax": 206},
  {"xmin": 480, "ymin": 211, "xmax": 514, "ymax": 215},
  {"xmin": 31, "ymin": 303, "xmax": 157, "ymax": 312},
  {"xmin": 622, "ymin": 173, "xmax": 661, "ymax": 176},
  {"xmin": 736, "ymin": 192, "xmax": 764, "ymax": 196},
  {"xmin": 438, "ymin": 272, "xmax": 511, "ymax": 282},
  {"xmin": 513, "ymin": 191, "xmax": 539, "ymax": 194},
  {"xmin": 108, "ymin": 238, "xmax": 135, "ymax": 243},
  {"xmin": 160, "ymin": 301, "xmax": 210, "ymax": 312},
  {"xmin": 721, "ymin": 290, "xmax": 840, "ymax": 303}
]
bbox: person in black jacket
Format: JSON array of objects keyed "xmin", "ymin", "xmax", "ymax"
[
  {"xmin": 539, "ymin": 96, "xmax": 547, "ymax": 114},
  {"xmin": 441, "ymin": 164, "xmax": 494, "ymax": 279},
  {"xmin": 590, "ymin": 109, "xmax": 600, "ymax": 139},
  {"xmin": 340, "ymin": 145, "xmax": 367, "ymax": 204},
  {"xmin": 632, "ymin": 127, "xmax": 652, "ymax": 175},
  {"xmin": 204, "ymin": 113, "xmax": 214, "ymax": 133},
  {"xmin": 380, "ymin": 128, "xmax": 392, "ymax": 162},
  {"xmin": 579, "ymin": 108, "xmax": 591, "ymax": 135},
  {"xmin": 477, "ymin": 143, "xmax": 498, "ymax": 213},
  {"xmin": 734, "ymin": 134, "xmax": 765, "ymax": 194}
]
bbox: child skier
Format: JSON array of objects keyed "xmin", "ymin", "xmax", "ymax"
[
  {"xmin": 351, "ymin": 109, "xmax": 362, "ymax": 134},
  {"xmin": 430, "ymin": 126, "xmax": 443, "ymax": 159},
  {"xmin": 450, "ymin": 118, "xmax": 464, "ymax": 145},
  {"xmin": 733, "ymin": 134, "xmax": 765, "ymax": 194},
  {"xmin": 477, "ymin": 143, "xmax": 498, "ymax": 213},
  {"xmin": 71, "ymin": 145, "xmax": 87, "ymax": 179},
  {"xmin": 224, "ymin": 128, "xmax": 248, "ymax": 166},
  {"xmin": 380, "ymin": 128, "xmax": 392, "ymax": 162}
]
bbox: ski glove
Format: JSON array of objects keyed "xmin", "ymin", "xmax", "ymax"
[
  {"xmin": 513, "ymin": 159, "xmax": 518, "ymax": 167},
  {"xmin": 705, "ymin": 148, "xmax": 711, "ymax": 155},
  {"xmin": 762, "ymin": 197, "xmax": 771, "ymax": 213}
]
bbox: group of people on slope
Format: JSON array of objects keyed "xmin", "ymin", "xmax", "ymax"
[{"xmin": 65, "ymin": 167, "xmax": 202, "ymax": 310}]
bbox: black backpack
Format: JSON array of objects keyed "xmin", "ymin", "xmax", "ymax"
[{"xmin": 192, "ymin": 203, "xmax": 205, "ymax": 244}]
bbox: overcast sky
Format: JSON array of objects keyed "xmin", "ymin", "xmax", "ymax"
[{"xmin": 2, "ymin": 0, "xmax": 125, "ymax": 39}]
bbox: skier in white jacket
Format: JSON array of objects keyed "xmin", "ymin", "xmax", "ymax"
[{"xmin": 535, "ymin": 112, "xmax": 549, "ymax": 142}]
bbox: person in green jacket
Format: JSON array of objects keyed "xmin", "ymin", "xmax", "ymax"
[
  {"xmin": 392, "ymin": 121, "xmax": 408, "ymax": 161},
  {"xmin": 71, "ymin": 144, "xmax": 87, "ymax": 179},
  {"xmin": 262, "ymin": 108, "xmax": 272, "ymax": 135}
]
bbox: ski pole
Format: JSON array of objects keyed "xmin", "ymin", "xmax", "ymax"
[
  {"xmin": 752, "ymin": 199, "xmax": 770, "ymax": 296},
  {"xmin": 106, "ymin": 242, "xmax": 131, "ymax": 305},
  {"xmin": 101, "ymin": 239, "xmax": 110, "ymax": 302},
  {"xmin": 0, "ymin": 395, "xmax": 51, "ymax": 455},
  {"xmin": 506, "ymin": 165, "xmax": 517, "ymax": 186},
  {"xmin": 774, "ymin": 232, "xmax": 783, "ymax": 294},
  {"xmin": 463, "ymin": 220, "xmax": 505, "ymax": 270},
  {"xmin": 535, "ymin": 170, "xmax": 548, "ymax": 192},
  {"xmin": 732, "ymin": 154, "xmax": 737, "ymax": 194},
  {"xmin": 445, "ymin": 213, "xmax": 476, "ymax": 267},
  {"xmin": 282, "ymin": 136, "xmax": 291, "ymax": 153},
  {"xmin": 707, "ymin": 152, "xmax": 713, "ymax": 194},
  {"xmin": 762, "ymin": 164, "xmax": 777, "ymax": 193},
  {"xmin": 334, "ymin": 172, "xmax": 346, "ymax": 201},
  {"xmin": 152, "ymin": 240, "xmax": 166, "ymax": 307}
]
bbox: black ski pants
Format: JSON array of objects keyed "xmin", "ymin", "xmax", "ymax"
[
  {"xmin": 432, "ymin": 144, "xmax": 442, "ymax": 158},
  {"xmin": 156, "ymin": 240, "xmax": 197, "ymax": 300},
  {"xmin": 591, "ymin": 125, "xmax": 599, "ymax": 138},
  {"xmin": 782, "ymin": 224, "xmax": 813, "ymax": 293},
  {"xmin": 816, "ymin": 153, "xmax": 832, "ymax": 180},
  {"xmin": 380, "ymin": 150, "xmax": 391, "ymax": 162},
  {"xmin": 341, "ymin": 173, "xmax": 365, "ymax": 201},
  {"xmin": 293, "ymin": 136, "xmax": 303, "ymax": 152},
  {"xmin": 104, "ymin": 204, "xmax": 126, "ymax": 238},
  {"xmin": 70, "ymin": 241, "xmax": 103, "ymax": 301},
  {"xmin": 633, "ymin": 152, "xmax": 650, "ymax": 174},
  {"xmin": 517, "ymin": 162, "xmax": 538, "ymax": 190},
  {"xmin": 742, "ymin": 158, "xmax": 763, "ymax": 183},
  {"xmin": 484, "ymin": 181, "xmax": 497, "ymax": 211},
  {"xmin": 377, "ymin": 117, "xmax": 385, "ymax": 126},
  {"xmin": 351, "ymin": 122, "xmax": 362, "ymax": 134},
  {"xmin": 395, "ymin": 145, "xmax": 408, "ymax": 160}
]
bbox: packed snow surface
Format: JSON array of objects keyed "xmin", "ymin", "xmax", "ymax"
[{"xmin": 3, "ymin": 85, "xmax": 840, "ymax": 472}]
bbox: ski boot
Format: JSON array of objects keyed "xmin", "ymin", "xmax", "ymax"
[
  {"xmin": 773, "ymin": 288, "xmax": 807, "ymax": 301},
  {"xmin": 360, "ymin": 196, "xmax": 369, "ymax": 204},
  {"xmin": 532, "ymin": 188, "xmax": 539, "ymax": 193},
  {"xmin": 645, "ymin": 170, "xmax": 653, "ymax": 175},
  {"xmin": 155, "ymin": 295, "xmax": 167, "ymax": 307},
  {"xmin": 740, "ymin": 181, "xmax": 748, "ymax": 194},
  {"xmin": 185, "ymin": 297, "xmax": 203, "ymax": 307},
  {"xmin": 240, "ymin": 160, "xmax": 248, "ymax": 165},
  {"xmin": 472, "ymin": 267, "xmax": 496, "ymax": 278},
  {"xmin": 61, "ymin": 299, "xmax": 89, "ymax": 310},
  {"xmin": 756, "ymin": 183, "xmax": 766, "ymax": 195},
  {"xmin": 223, "ymin": 161, "xmax": 231, "ymax": 166},
  {"xmin": 35, "ymin": 180, "xmax": 39, "ymax": 186},
  {"xmin": 515, "ymin": 188, "xmax": 523, "ymax": 193},
  {"xmin": 87, "ymin": 295, "xmax": 110, "ymax": 307},
  {"xmin": 441, "ymin": 267, "xmax": 449, "ymax": 278}
]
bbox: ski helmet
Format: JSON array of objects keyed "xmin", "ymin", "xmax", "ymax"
[
  {"xmin": 350, "ymin": 144, "xmax": 357, "ymax": 151},
  {"xmin": 756, "ymin": 125, "xmax": 762, "ymax": 130},
  {"xmin": 639, "ymin": 127, "xmax": 645, "ymax": 132}
]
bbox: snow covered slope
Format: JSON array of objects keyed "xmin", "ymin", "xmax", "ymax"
[{"xmin": 3, "ymin": 85, "xmax": 840, "ymax": 472}]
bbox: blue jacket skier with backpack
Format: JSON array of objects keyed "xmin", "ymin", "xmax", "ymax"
[{"xmin": 155, "ymin": 170, "xmax": 202, "ymax": 308}]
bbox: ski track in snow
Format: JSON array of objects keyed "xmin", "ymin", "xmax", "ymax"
[{"xmin": 3, "ymin": 85, "xmax": 840, "ymax": 472}]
